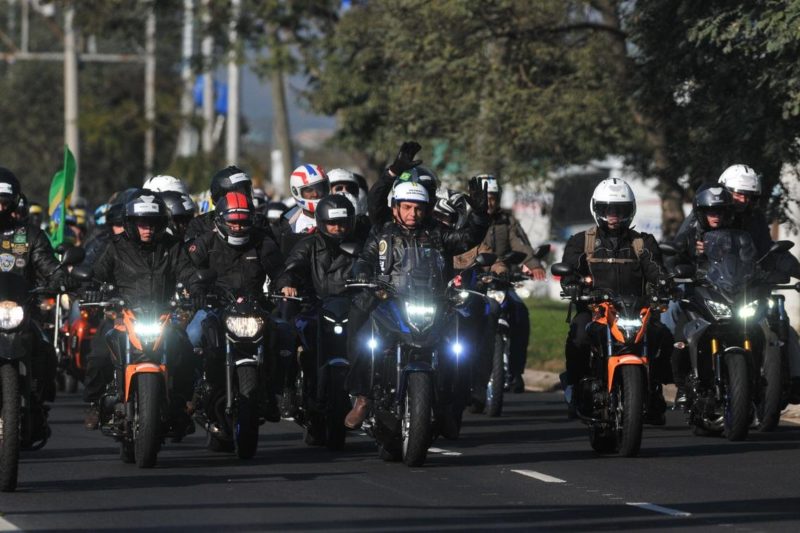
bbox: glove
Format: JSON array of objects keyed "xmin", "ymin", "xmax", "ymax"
[
  {"xmin": 192, "ymin": 293, "xmax": 207, "ymax": 310},
  {"xmin": 354, "ymin": 271, "xmax": 369, "ymax": 284},
  {"xmin": 562, "ymin": 284, "xmax": 580, "ymax": 300},
  {"xmin": 389, "ymin": 141, "xmax": 422, "ymax": 176},
  {"xmin": 83, "ymin": 290, "xmax": 102, "ymax": 303},
  {"xmin": 472, "ymin": 181, "xmax": 490, "ymax": 215}
]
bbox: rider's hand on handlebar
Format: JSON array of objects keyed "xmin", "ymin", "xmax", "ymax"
[
  {"xmin": 562, "ymin": 284, "xmax": 581, "ymax": 300},
  {"xmin": 281, "ymin": 287, "xmax": 298, "ymax": 298},
  {"xmin": 191, "ymin": 293, "xmax": 207, "ymax": 310},
  {"xmin": 354, "ymin": 272, "xmax": 369, "ymax": 284},
  {"xmin": 83, "ymin": 290, "xmax": 103, "ymax": 303},
  {"xmin": 523, "ymin": 264, "xmax": 547, "ymax": 281}
]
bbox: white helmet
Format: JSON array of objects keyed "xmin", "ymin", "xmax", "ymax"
[
  {"xmin": 328, "ymin": 168, "xmax": 359, "ymax": 192},
  {"xmin": 718, "ymin": 164, "xmax": 761, "ymax": 195},
  {"xmin": 143, "ymin": 174, "xmax": 188, "ymax": 194},
  {"xmin": 391, "ymin": 181, "xmax": 429, "ymax": 205},
  {"xmin": 335, "ymin": 191, "xmax": 366, "ymax": 216},
  {"xmin": 590, "ymin": 178, "xmax": 636, "ymax": 230},
  {"xmin": 289, "ymin": 164, "xmax": 329, "ymax": 214}
]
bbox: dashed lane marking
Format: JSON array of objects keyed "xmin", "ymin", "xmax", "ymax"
[
  {"xmin": 428, "ymin": 447, "xmax": 462, "ymax": 456},
  {"xmin": 0, "ymin": 515, "xmax": 20, "ymax": 532},
  {"xmin": 511, "ymin": 469, "xmax": 566, "ymax": 483},
  {"xmin": 626, "ymin": 502, "xmax": 691, "ymax": 517}
]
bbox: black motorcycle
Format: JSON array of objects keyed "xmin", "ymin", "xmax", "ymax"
[
  {"xmin": 667, "ymin": 230, "xmax": 793, "ymax": 440},
  {"xmin": 347, "ymin": 246, "xmax": 468, "ymax": 467},
  {"xmin": 193, "ymin": 277, "xmax": 273, "ymax": 459},
  {"xmin": 289, "ymin": 295, "xmax": 351, "ymax": 450},
  {"xmin": 0, "ymin": 246, "xmax": 83, "ymax": 491}
]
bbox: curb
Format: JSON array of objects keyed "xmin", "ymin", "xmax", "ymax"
[{"xmin": 523, "ymin": 369, "xmax": 800, "ymax": 425}]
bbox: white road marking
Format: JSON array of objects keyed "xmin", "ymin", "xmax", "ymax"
[
  {"xmin": 0, "ymin": 515, "xmax": 20, "ymax": 532},
  {"xmin": 511, "ymin": 469, "xmax": 566, "ymax": 483},
  {"xmin": 626, "ymin": 502, "xmax": 691, "ymax": 517},
  {"xmin": 428, "ymin": 447, "xmax": 462, "ymax": 456}
]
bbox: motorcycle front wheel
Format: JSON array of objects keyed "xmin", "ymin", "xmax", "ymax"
[
  {"xmin": 723, "ymin": 351, "xmax": 751, "ymax": 441},
  {"xmin": 615, "ymin": 365, "xmax": 644, "ymax": 457},
  {"xmin": 134, "ymin": 373, "xmax": 163, "ymax": 468},
  {"xmin": 234, "ymin": 366, "xmax": 259, "ymax": 459},
  {"xmin": 487, "ymin": 335, "xmax": 507, "ymax": 418},
  {"xmin": 324, "ymin": 368, "xmax": 349, "ymax": 451},
  {"xmin": 0, "ymin": 363, "xmax": 20, "ymax": 492},
  {"xmin": 756, "ymin": 351, "xmax": 782, "ymax": 432},
  {"xmin": 402, "ymin": 372, "xmax": 433, "ymax": 467}
]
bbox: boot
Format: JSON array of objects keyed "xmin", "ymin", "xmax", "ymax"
[
  {"xmin": 510, "ymin": 374, "xmax": 525, "ymax": 394},
  {"xmin": 344, "ymin": 396, "xmax": 369, "ymax": 429},
  {"xmin": 84, "ymin": 402, "xmax": 100, "ymax": 430},
  {"xmin": 789, "ymin": 378, "xmax": 800, "ymax": 405}
]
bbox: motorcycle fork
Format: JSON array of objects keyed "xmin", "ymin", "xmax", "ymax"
[{"xmin": 225, "ymin": 338, "xmax": 234, "ymax": 416}]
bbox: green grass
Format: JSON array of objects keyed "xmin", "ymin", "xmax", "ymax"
[{"xmin": 526, "ymin": 297, "xmax": 569, "ymax": 373}]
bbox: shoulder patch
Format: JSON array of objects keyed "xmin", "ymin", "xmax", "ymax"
[{"xmin": 378, "ymin": 239, "xmax": 388, "ymax": 255}]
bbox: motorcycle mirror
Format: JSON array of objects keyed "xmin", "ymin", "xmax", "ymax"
[
  {"xmin": 771, "ymin": 240, "xmax": 794, "ymax": 254},
  {"xmin": 674, "ymin": 264, "xmax": 695, "ymax": 278},
  {"xmin": 60, "ymin": 245, "xmax": 85, "ymax": 267},
  {"xmin": 502, "ymin": 251, "xmax": 528, "ymax": 265},
  {"xmin": 71, "ymin": 265, "xmax": 93, "ymax": 282},
  {"xmin": 550, "ymin": 262, "xmax": 573, "ymax": 277},
  {"xmin": 475, "ymin": 253, "xmax": 497, "ymax": 267},
  {"xmin": 659, "ymin": 242, "xmax": 679, "ymax": 256},
  {"xmin": 532, "ymin": 244, "xmax": 551, "ymax": 260},
  {"xmin": 339, "ymin": 241, "xmax": 358, "ymax": 256}
]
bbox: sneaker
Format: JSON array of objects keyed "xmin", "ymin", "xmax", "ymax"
[{"xmin": 84, "ymin": 403, "xmax": 100, "ymax": 430}]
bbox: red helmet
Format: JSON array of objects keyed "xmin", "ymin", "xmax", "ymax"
[{"xmin": 214, "ymin": 191, "xmax": 254, "ymax": 246}]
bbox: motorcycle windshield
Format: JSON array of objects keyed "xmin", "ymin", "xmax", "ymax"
[
  {"xmin": 703, "ymin": 229, "xmax": 757, "ymax": 296},
  {"xmin": 0, "ymin": 272, "xmax": 31, "ymax": 304},
  {"xmin": 392, "ymin": 244, "xmax": 447, "ymax": 299}
]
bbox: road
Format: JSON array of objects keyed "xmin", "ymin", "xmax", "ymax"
[{"xmin": 1, "ymin": 392, "xmax": 799, "ymax": 532}]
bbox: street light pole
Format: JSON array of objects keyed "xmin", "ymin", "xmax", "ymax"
[
  {"xmin": 144, "ymin": 2, "xmax": 157, "ymax": 177},
  {"xmin": 225, "ymin": 0, "xmax": 241, "ymax": 165},
  {"xmin": 64, "ymin": 3, "xmax": 80, "ymax": 198}
]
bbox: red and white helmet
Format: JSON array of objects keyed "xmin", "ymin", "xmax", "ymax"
[{"xmin": 290, "ymin": 164, "xmax": 330, "ymax": 213}]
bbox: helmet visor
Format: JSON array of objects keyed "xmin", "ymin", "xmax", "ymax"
[
  {"xmin": 594, "ymin": 202, "xmax": 634, "ymax": 221},
  {"xmin": 330, "ymin": 182, "xmax": 359, "ymax": 197},
  {"xmin": 300, "ymin": 181, "xmax": 330, "ymax": 200}
]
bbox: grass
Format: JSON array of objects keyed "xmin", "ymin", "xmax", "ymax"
[{"xmin": 526, "ymin": 297, "xmax": 569, "ymax": 373}]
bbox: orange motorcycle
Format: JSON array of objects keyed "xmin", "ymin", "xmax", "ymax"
[{"xmin": 552, "ymin": 263, "xmax": 664, "ymax": 457}]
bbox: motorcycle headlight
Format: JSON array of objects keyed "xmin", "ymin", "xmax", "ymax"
[
  {"xmin": 486, "ymin": 290, "xmax": 506, "ymax": 304},
  {"xmin": 706, "ymin": 299, "xmax": 732, "ymax": 320},
  {"xmin": 616, "ymin": 317, "xmax": 643, "ymax": 342},
  {"xmin": 134, "ymin": 321, "xmax": 163, "ymax": 346},
  {"xmin": 738, "ymin": 301, "xmax": 759, "ymax": 319},
  {"xmin": 225, "ymin": 315, "xmax": 264, "ymax": 339},
  {"xmin": 0, "ymin": 301, "xmax": 24, "ymax": 330},
  {"xmin": 405, "ymin": 302, "xmax": 437, "ymax": 331}
]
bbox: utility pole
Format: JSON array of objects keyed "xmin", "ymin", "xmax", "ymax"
[
  {"xmin": 176, "ymin": 0, "xmax": 195, "ymax": 157},
  {"xmin": 63, "ymin": 3, "xmax": 80, "ymax": 197},
  {"xmin": 271, "ymin": 65, "xmax": 293, "ymax": 196},
  {"xmin": 201, "ymin": 0, "xmax": 215, "ymax": 155},
  {"xmin": 225, "ymin": 0, "xmax": 241, "ymax": 165},
  {"xmin": 143, "ymin": 2, "xmax": 156, "ymax": 177}
]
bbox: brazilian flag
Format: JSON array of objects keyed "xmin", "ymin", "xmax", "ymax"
[{"xmin": 48, "ymin": 146, "xmax": 76, "ymax": 249}]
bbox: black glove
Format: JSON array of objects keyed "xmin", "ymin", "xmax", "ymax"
[
  {"xmin": 471, "ymin": 181, "xmax": 489, "ymax": 215},
  {"xmin": 389, "ymin": 141, "xmax": 422, "ymax": 176},
  {"xmin": 83, "ymin": 290, "xmax": 102, "ymax": 303},
  {"xmin": 354, "ymin": 271, "xmax": 369, "ymax": 284},
  {"xmin": 192, "ymin": 293, "xmax": 207, "ymax": 310},
  {"xmin": 562, "ymin": 284, "xmax": 581, "ymax": 300}
]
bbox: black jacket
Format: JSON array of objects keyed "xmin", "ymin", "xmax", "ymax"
[
  {"xmin": 676, "ymin": 209, "xmax": 773, "ymax": 257},
  {"xmin": 92, "ymin": 233, "xmax": 193, "ymax": 307},
  {"xmin": 186, "ymin": 227, "xmax": 284, "ymax": 297},
  {"xmin": 0, "ymin": 222, "xmax": 63, "ymax": 287},
  {"xmin": 354, "ymin": 212, "xmax": 489, "ymax": 287},
  {"xmin": 184, "ymin": 211, "xmax": 215, "ymax": 242},
  {"xmin": 367, "ymin": 170, "xmax": 395, "ymax": 227},
  {"xmin": 275, "ymin": 234, "xmax": 361, "ymax": 299},
  {"xmin": 82, "ymin": 228, "xmax": 113, "ymax": 269},
  {"xmin": 560, "ymin": 226, "xmax": 664, "ymax": 298}
]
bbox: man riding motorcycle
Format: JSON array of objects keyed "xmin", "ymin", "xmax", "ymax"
[
  {"xmin": 159, "ymin": 190, "xmax": 197, "ymax": 242},
  {"xmin": 185, "ymin": 190, "xmax": 285, "ymax": 422},
  {"xmin": 185, "ymin": 166, "xmax": 254, "ymax": 242},
  {"xmin": 0, "ymin": 168, "xmax": 64, "ymax": 444},
  {"xmin": 344, "ymin": 179, "xmax": 490, "ymax": 430},
  {"xmin": 559, "ymin": 178, "xmax": 671, "ymax": 424},
  {"xmin": 277, "ymin": 164, "xmax": 331, "ymax": 253},
  {"xmin": 82, "ymin": 190, "xmax": 196, "ymax": 430},
  {"xmin": 465, "ymin": 174, "xmax": 546, "ymax": 393}
]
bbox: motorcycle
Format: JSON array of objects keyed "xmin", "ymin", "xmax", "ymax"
[
  {"xmin": 0, "ymin": 246, "xmax": 84, "ymax": 491},
  {"xmin": 551, "ymin": 262, "xmax": 663, "ymax": 457},
  {"xmin": 192, "ymin": 272, "xmax": 273, "ymax": 459},
  {"xmin": 285, "ymin": 294, "xmax": 351, "ymax": 450},
  {"xmin": 346, "ymin": 246, "xmax": 468, "ymax": 467},
  {"xmin": 665, "ymin": 230, "xmax": 794, "ymax": 440},
  {"xmin": 73, "ymin": 267, "xmax": 195, "ymax": 468}
]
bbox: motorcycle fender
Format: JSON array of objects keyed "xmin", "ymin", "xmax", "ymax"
[
  {"xmin": 606, "ymin": 355, "xmax": 648, "ymax": 392},
  {"xmin": 0, "ymin": 330, "xmax": 28, "ymax": 361},
  {"xmin": 397, "ymin": 361, "xmax": 434, "ymax": 401},
  {"xmin": 323, "ymin": 357, "xmax": 349, "ymax": 368},
  {"xmin": 124, "ymin": 363, "xmax": 167, "ymax": 402}
]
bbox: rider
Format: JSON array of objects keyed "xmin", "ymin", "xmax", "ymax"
[
  {"xmin": 185, "ymin": 190, "xmax": 286, "ymax": 421},
  {"xmin": 344, "ymin": 179, "xmax": 490, "ymax": 432},
  {"xmin": 466, "ymin": 174, "xmax": 547, "ymax": 393},
  {"xmin": 0, "ymin": 168, "xmax": 64, "ymax": 444},
  {"xmin": 185, "ymin": 166, "xmax": 254, "ymax": 241},
  {"xmin": 158, "ymin": 190, "xmax": 197, "ymax": 242},
  {"xmin": 82, "ymin": 190, "xmax": 196, "ymax": 431},
  {"xmin": 278, "ymin": 164, "xmax": 331, "ymax": 254},
  {"xmin": 559, "ymin": 178, "xmax": 670, "ymax": 424}
]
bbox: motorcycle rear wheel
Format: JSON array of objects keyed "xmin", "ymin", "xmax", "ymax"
[
  {"xmin": 723, "ymin": 351, "xmax": 751, "ymax": 441},
  {"xmin": 134, "ymin": 373, "xmax": 163, "ymax": 468},
  {"xmin": 0, "ymin": 363, "xmax": 20, "ymax": 492},
  {"xmin": 402, "ymin": 372, "xmax": 433, "ymax": 467},
  {"xmin": 487, "ymin": 335, "xmax": 506, "ymax": 418},
  {"xmin": 757, "ymin": 352, "xmax": 782, "ymax": 432},
  {"xmin": 234, "ymin": 366, "xmax": 259, "ymax": 460}
]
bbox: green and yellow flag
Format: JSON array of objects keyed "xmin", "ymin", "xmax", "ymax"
[{"xmin": 48, "ymin": 146, "xmax": 76, "ymax": 249}]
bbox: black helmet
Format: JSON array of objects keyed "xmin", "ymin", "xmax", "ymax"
[
  {"xmin": 252, "ymin": 187, "xmax": 267, "ymax": 210},
  {"xmin": 694, "ymin": 183, "xmax": 734, "ymax": 231},
  {"xmin": 265, "ymin": 201, "xmax": 289, "ymax": 223},
  {"xmin": 315, "ymin": 194, "xmax": 355, "ymax": 241},
  {"xmin": 0, "ymin": 167, "xmax": 21, "ymax": 224},
  {"xmin": 214, "ymin": 190, "xmax": 254, "ymax": 246},
  {"xmin": 159, "ymin": 190, "xmax": 197, "ymax": 236},
  {"xmin": 210, "ymin": 165, "xmax": 252, "ymax": 203},
  {"xmin": 107, "ymin": 188, "xmax": 141, "ymax": 227},
  {"xmin": 123, "ymin": 189, "xmax": 169, "ymax": 243},
  {"xmin": 394, "ymin": 166, "xmax": 439, "ymax": 202}
]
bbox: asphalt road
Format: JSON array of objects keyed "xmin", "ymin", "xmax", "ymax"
[{"xmin": 1, "ymin": 391, "xmax": 800, "ymax": 532}]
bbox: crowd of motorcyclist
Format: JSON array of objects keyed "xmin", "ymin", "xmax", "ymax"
[{"xmin": 3, "ymin": 140, "xmax": 800, "ymax": 456}]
